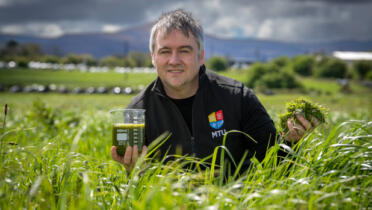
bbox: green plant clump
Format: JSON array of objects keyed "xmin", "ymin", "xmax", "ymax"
[{"xmin": 279, "ymin": 98, "xmax": 327, "ymax": 134}]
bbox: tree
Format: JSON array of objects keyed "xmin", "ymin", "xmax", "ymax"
[
  {"xmin": 41, "ymin": 55, "xmax": 61, "ymax": 63},
  {"xmin": 353, "ymin": 60, "xmax": 372, "ymax": 80},
  {"xmin": 366, "ymin": 70, "xmax": 372, "ymax": 80},
  {"xmin": 245, "ymin": 62, "xmax": 302, "ymax": 90},
  {"xmin": 0, "ymin": 40, "xmax": 19, "ymax": 58},
  {"xmin": 271, "ymin": 56, "xmax": 289, "ymax": 68},
  {"xmin": 315, "ymin": 58, "xmax": 347, "ymax": 78},
  {"xmin": 101, "ymin": 56, "xmax": 124, "ymax": 67},
  {"xmin": 19, "ymin": 43, "xmax": 43, "ymax": 59},
  {"xmin": 206, "ymin": 56, "xmax": 228, "ymax": 71},
  {"xmin": 61, "ymin": 53, "xmax": 96, "ymax": 65},
  {"xmin": 79, "ymin": 54, "xmax": 97, "ymax": 66},
  {"xmin": 127, "ymin": 51, "xmax": 151, "ymax": 67},
  {"xmin": 123, "ymin": 57, "xmax": 136, "ymax": 68},
  {"xmin": 245, "ymin": 63, "xmax": 279, "ymax": 88},
  {"xmin": 254, "ymin": 70, "xmax": 302, "ymax": 89},
  {"xmin": 292, "ymin": 55, "xmax": 315, "ymax": 76}
]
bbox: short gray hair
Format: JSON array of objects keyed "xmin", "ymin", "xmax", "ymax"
[{"xmin": 149, "ymin": 9, "xmax": 204, "ymax": 56}]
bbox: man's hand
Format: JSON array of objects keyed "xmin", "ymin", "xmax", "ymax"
[
  {"xmin": 285, "ymin": 114, "xmax": 320, "ymax": 143},
  {"xmin": 111, "ymin": 145, "xmax": 147, "ymax": 172}
]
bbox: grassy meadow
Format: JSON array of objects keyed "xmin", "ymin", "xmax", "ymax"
[
  {"xmin": 0, "ymin": 68, "xmax": 157, "ymax": 88},
  {"xmin": 0, "ymin": 68, "xmax": 371, "ymax": 209}
]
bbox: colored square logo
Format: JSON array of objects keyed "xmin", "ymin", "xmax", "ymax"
[
  {"xmin": 216, "ymin": 110, "xmax": 223, "ymax": 121},
  {"xmin": 208, "ymin": 113, "xmax": 216, "ymax": 122}
]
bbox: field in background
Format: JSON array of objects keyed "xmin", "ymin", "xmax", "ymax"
[
  {"xmin": 2, "ymin": 68, "xmax": 372, "ymax": 95},
  {"xmin": 0, "ymin": 68, "xmax": 157, "ymax": 88}
]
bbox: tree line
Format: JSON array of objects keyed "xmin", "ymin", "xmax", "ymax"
[
  {"xmin": 206, "ymin": 55, "xmax": 372, "ymax": 90},
  {"xmin": 0, "ymin": 40, "xmax": 153, "ymax": 68},
  {"xmin": 246, "ymin": 55, "xmax": 372, "ymax": 90}
]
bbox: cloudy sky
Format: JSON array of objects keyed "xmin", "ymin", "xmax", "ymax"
[{"xmin": 0, "ymin": 0, "xmax": 371, "ymax": 42}]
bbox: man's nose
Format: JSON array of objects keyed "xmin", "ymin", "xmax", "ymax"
[{"xmin": 169, "ymin": 52, "xmax": 181, "ymax": 64}]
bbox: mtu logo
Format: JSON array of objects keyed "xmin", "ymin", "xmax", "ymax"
[{"xmin": 208, "ymin": 110, "xmax": 224, "ymax": 129}]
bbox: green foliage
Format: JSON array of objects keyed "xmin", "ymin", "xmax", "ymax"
[
  {"xmin": 41, "ymin": 55, "xmax": 61, "ymax": 64},
  {"xmin": 0, "ymin": 40, "xmax": 43, "ymax": 60},
  {"xmin": 245, "ymin": 63, "xmax": 278, "ymax": 88},
  {"xmin": 315, "ymin": 58, "xmax": 347, "ymax": 78},
  {"xmin": 100, "ymin": 52, "xmax": 151, "ymax": 68},
  {"xmin": 61, "ymin": 53, "xmax": 95, "ymax": 65},
  {"xmin": 366, "ymin": 70, "xmax": 372, "ymax": 80},
  {"xmin": 100, "ymin": 55, "xmax": 125, "ymax": 67},
  {"xmin": 292, "ymin": 55, "xmax": 315, "ymax": 76},
  {"xmin": 206, "ymin": 56, "xmax": 228, "ymax": 72},
  {"xmin": 19, "ymin": 43, "xmax": 43, "ymax": 59},
  {"xmin": 279, "ymin": 98, "xmax": 327, "ymax": 134},
  {"xmin": 353, "ymin": 60, "xmax": 372, "ymax": 80},
  {"xmin": 245, "ymin": 62, "xmax": 302, "ymax": 90},
  {"xmin": 26, "ymin": 101, "xmax": 80, "ymax": 132},
  {"xmin": 255, "ymin": 70, "xmax": 302, "ymax": 89},
  {"xmin": 0, "ymin": 40, "xmax": 151, "ymax": 68},
  {"xmin": 271, "ymin": 56, "xmax": 290, "ymax": 68},
  {"xmin": 13, "ymin": 56, "xmax": 29, "ymax": 68},
  {"xmin": 123, "ymin": 57, "xmax": 136, "ymax": 68},
  {"xmin": 126, "ymin": 51, "xmax": 151, "ymax": 67},
  {"xmin": 0, "ymin": 99, "xmax": 370, "ymax": 209}
]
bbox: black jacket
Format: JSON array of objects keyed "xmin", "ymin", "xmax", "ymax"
[{"xmin": 127, "ymin": 65, "xmax": 279, "ymax": 169}]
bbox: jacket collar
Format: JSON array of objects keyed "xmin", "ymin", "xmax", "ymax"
[{"xmin": 151, "ymin": 64, "xmax": 208, "ymax": 97}]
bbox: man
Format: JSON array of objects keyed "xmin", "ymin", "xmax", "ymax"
[{"xmin": 111, "ymin": 9, "xmax": 318, "ymax": 172}]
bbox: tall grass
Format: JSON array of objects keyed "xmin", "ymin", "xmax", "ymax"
[{"xmin": 0, "ymin": 102, "xmax": 371, "ymax": 209}]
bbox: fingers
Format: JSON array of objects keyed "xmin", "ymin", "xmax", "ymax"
[
  {"xmin": 286, "ymin": 118, "xmax": 305, "ymax": 142},
  {"xmin": 296, "ymin": 114, "xmax": 312, "ymax": 131},
  {"xmin": 123, "ymin": 146, "xmax": 133, "ymax": 169},
  {"xmin": 142, "ymin": 146, "xmax": 147, "ymax": 156},
  {"xmin": 111, "ymin": 145, "xmax": 148, "ymax": 172},
  {"xmin": 111, "ymin": 146, "xmax": 123, "ymax": 163},
  {"xmin": 285, "ymin": 118, "xmax": 296, "ymax": 142},
  {"xmin": 131, "ymin": 146, "xmax": 139, "ymax": 166},
  {"xmin": 311, "ymin": 116, "xmax": 320, "ymax": 127}
]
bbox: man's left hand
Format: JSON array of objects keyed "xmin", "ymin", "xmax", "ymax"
[{"xmin": 285, "ymin": 114, "xmax": 320, "ymax": 143}]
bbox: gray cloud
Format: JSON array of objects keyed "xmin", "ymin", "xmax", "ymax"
[{"xmin": 0, "ymin": 0, "xmax": 371, "ymax": 42}]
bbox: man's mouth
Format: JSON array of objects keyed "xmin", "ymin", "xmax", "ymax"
[{"xmin": 168, "ymin": 69, "xmax": 184, "ymax": 73}]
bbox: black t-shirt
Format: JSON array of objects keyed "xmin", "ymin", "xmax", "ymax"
[{"xmin": 169, "ymin": 95, "xmax": 195, "ymax": 135}]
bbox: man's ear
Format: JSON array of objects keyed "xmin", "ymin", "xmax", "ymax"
[
  {"xmin": 199, "ymin": 49, "xmax": 205, "ymax": 66},
  {"xmin": 151, "ymin": 52, "xmax": 155, "ymax": 67}
]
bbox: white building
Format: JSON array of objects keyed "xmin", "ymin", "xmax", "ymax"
[{"xmin": 333, "ymin": 51, "xmax": 372, "ymax": 65}]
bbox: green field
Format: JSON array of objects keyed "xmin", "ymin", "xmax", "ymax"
[
  {"xmin": 0, "ymin": 69, "xmax": 371, "ymax": 209},
  {"xmin": 2, "ymin": 68, "xmax": 371, "ymax": 95},
  {"xmin": 0, "ymin": 68, "xmax": 157, "ymax": 88}
]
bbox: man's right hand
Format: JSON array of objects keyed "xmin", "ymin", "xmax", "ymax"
[{"xmin": 111, "ymin": 145, "xmax": 147, "ymax": 172}]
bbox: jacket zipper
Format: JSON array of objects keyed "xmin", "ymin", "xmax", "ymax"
[
  {"xmin": 166, "ymin": 98, "xmax": 196, "ymax": 155},
  {"xmin": 154, "ymin": 76, "xmax": 200, "ymax": 156},
  {"xmin": 190, "ymin": 136, "xmax": 196, "ymax": 156}
]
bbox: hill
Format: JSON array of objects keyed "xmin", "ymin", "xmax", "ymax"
[{"xmin": 1, "ymin": 23, "xmax": 372, "ymax": 60}]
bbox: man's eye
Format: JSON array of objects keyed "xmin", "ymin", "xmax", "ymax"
[
  {"xmin": 159, "ymin": 50, "xmax": 170, "ymax": 54},
  {"xmin": 180, "ymin": 49, "xmax": 190, "ymax": 53}
]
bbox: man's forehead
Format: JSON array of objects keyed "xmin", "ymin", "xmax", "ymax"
[{"xmin": 156, "ymin": 28, "xmax": 193, "ymax": 41}]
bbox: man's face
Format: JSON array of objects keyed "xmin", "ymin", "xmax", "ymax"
[{"xmin": 152, "ymin": 29, "xmax": 204, "ymax": 96}]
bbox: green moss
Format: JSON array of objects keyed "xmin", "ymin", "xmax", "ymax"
[{"xmin": 279, "ymin": 98, "xmax": 327, "ymax": 134}]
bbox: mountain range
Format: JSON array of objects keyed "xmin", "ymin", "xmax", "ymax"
[{"xmin": 1, "ymin": 23, "xmax": 372, "ymax": 61}]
